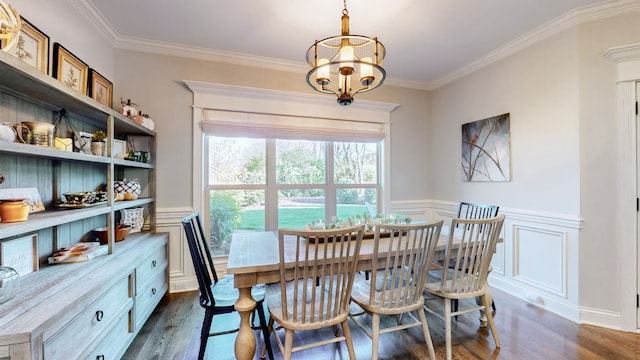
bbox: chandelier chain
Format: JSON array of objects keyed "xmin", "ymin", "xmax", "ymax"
[{"xmin": 342, "ymin": 0, "xmax": 348, "ymax": 16}]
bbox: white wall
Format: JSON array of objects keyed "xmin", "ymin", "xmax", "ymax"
[
  {"xmin": 577, "ymin": 10, "xmax": 640, "ymax": 322},
  {"xmin": 17, "ymin": 0, "xmax": 114, "ymax": 79},
  {"xmin": 428, "ymin": 27, "xmax": 584, "ymax": 321}
]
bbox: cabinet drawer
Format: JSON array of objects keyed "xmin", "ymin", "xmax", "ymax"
[
  {"xmin": 136, "ymin": 245, "xmax": 167, "ymax": 293},
  {"xmin": 86, "ymin": 310, "xmax": 133, "ymax": 360},
  {"xmin": 44, "ymin": 276, "xmax": 132, "ymax": 360},
  {"xmin": 135, "ymin": 270, "xmax": 166, "ymax": 329}
]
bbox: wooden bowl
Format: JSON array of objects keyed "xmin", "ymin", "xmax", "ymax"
[
  {"xmin": 0, "ymin": 198, "xmax": 29, "ymax": 223},
  {"xmin": 93, "ymin": 224, "xmax": 132, "ymax": 244}
]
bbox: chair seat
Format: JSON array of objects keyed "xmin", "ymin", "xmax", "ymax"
[
  {"xmin": 266, "ymin": 282, "xmax": 347, "ymax": 330},
  {"xmin": 351, "ymin": 278, "xmax": 424, "ymax": 315},
  {"xmin": 212, "ymin": 275, "xmax": 265, "ymax": 307},
  {"xmin": 424, "ymin": 281, "xmax": 485, "ymax": 300}
]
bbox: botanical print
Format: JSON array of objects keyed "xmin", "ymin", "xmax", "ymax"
[
  {"xmin": 62, "ymin": 59, "xmax": 81, "ymax": 91},
  {"xmin": 461, "ymin": 113, "xmax": 511, "ymax": 182},
  {"xmin": 94, "ymin": 80, "xmax": 107, "ymax": 105},
  {"xmin": 12, "ymin": 31, "xmax": 37, "ymax": 67}
]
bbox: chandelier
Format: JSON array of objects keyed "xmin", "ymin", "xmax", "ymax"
[{"xmin": 306, "ymin": 0, "xmax": 386, "ymax": 106}]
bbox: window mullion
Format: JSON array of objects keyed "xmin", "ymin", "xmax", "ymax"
[
  {"xmin": 266, "ymin": 139, "xmax": 278, "ymax": 230},
  {"xmin": 326, "ymin": 141, "xmax": 336, "ymax": 220}
]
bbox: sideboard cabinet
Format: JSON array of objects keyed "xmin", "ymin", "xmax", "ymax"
[{"xmin": 0, "ymin": 48, "xmax": 165, "ymax": 359}]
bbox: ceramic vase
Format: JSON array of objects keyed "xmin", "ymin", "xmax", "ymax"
[
  {"xmin": 91, "ymin": 141, "xmax": 105, "ymax": 156},
  {"xmin": 0, "ymin": 266, "xmax": 20, "ymax": 304}
]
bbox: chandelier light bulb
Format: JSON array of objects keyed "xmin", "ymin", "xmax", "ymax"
[{"xmin": 316, "ymin": 58, "xmax": 331, "ymax": 86}]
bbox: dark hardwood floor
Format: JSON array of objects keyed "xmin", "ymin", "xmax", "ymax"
[{"xmin": 123, "ymin": 288, "xmax": 640, "ymax": 359}]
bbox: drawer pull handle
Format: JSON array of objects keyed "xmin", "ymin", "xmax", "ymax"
[
  {"xmin": 152, "ymin": 260, "xmax": 157, "ymax": 268},
  {"xmin": 97, "ymin": 355, "xmax": 105, "ymax": 360},
  {"xmin": 96, "ymin": 310, "xmax": 104, "ymax": 322},
  {"xmin": 151, "ymin": 288, "xmax": 157, "ymax": 296}
]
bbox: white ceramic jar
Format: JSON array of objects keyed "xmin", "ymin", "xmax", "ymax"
[{"xmin": 0, "ymin": 123, "xmax": 15, "ymax": 142}]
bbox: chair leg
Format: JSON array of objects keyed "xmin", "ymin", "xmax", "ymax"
[
  {"xmin": 481, "ymin": 294, "xmax": 501, "ymax": 348},
  {"xmin": 371, "ymin": 312, "xmax": 380, "ymax": 360},
  {"xmin": 256, "ymin": 301, "xmax": 274, "ymax": 360},
  {"xmin": 199, "ymin": 308, "xmax": 214, "ymax": 360},
  {"xmin": 444, "ymin": 298, "xmax": 453, "ymax": 360},
  {"xmin": 452, "ymin": 298, "xmax": 459, "ymax": 319},
  {"xmin": 418, "ymin": 309, "xmax": 436, "ymax": 360},
  {"xmin": 283, "ymin": 329, "xmax": 294, "ymax": 360},
  {"xmin": 341, "ymin": 319, "xmax": 357, "ymax": 360}
]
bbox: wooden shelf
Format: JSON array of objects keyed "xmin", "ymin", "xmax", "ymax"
[
  {"xmin": 0, "ymin": 206, "xmax": 111, "ymax": 239},
  {"xmin": 0, "ymin": 51, "xmax": 154, "ymax": 137}
]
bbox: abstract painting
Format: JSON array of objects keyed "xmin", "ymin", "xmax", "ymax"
[{"xmin": 461, "ymin": 113, "xmax": 511, "ymax": 182}]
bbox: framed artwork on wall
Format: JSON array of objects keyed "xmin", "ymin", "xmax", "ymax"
[
  {"xmin": 1, "ymin": 16, "xmax": 49, "ymax": 73},
  {"xmin": 461, "ymin": 113, "xmax": 511, "ymax": 182},
  {"xmin": 88, "ymin": 68, "xmax": 113, "ymax": 108},
  {"xmin": 52, "ymin": 42, "xmax": 89, "ymax": 95}
]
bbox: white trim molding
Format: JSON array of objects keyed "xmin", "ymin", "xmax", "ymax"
[
  {"xmin": 603, "ymin": 43, "xmax": 640, "ymax": 332},
  {"xmin": 157, "ymin": 207, "xmax": 199, "ymax": 293}
]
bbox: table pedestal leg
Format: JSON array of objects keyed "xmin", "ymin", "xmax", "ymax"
[
  {"xmin": 475, "ymin": 288, "xmax": 493, "ymax": 328},
  {"xmin": 235, "ymin": 287, "xmax": 257, "ymax": 360}
]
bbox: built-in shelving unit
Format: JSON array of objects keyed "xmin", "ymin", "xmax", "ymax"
[
  {"xmin": 0, "ymin": 49, "xmax": 156, "ymax": 248},
  {"xmin": 0, "ymin": 48, "xmax": 165, "ymax": 359}
]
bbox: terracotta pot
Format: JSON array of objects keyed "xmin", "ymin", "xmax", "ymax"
[{"xmin": 0, "ymin": 199, "xmax": 29, "ymax": 223}]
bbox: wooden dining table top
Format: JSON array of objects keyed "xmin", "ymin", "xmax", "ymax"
[{"xmin": 226, "ymin": 229, "xmax": 459, "ymax": 289}]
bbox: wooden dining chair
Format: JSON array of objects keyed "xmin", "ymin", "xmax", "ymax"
[
  {"xmin": 181, "ymin": 212, "xmax": 273, "ymax": 360},
  {"xmin": 424, "ymin": 215, "xmax": 505, "ymax": 360},
  {"xmin": 349, "ymin": 220, "xmax": 443, "ymax": 360},
  {"xmin": 449, "ymin": 201, "xmax": 499, "ymax": 314},
  {"xmin": 263, "ymin": 225, "xmax": 365, "ymax": 360}
]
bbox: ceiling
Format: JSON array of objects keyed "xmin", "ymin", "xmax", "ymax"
[{"xmin": 81, "ymin": 0, "xmax": 612, "ymax": 90}]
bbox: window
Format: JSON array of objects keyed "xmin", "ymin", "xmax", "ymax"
[{"xmin": 205, "ymin": 136, "xmax": 381, "ymax": 256}]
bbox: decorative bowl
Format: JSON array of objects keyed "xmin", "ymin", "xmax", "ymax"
[
  {"xmin": 93, "ymin": 224, "xmax": 132, "ymax": 244},
  {"xmin": 0, "ymin": 199, "xmax": 29, "ymax": 223},
  {"xmin": 63, "ymin": 192, "xmax": 96, "ymax": 204}
]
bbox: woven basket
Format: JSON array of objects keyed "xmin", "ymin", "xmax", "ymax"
[{"xmin": 21, "ymin": 121, "xmax": 55, "ymax": 147}]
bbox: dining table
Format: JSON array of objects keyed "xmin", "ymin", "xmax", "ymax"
[{"xmin": 226, "ymin": 226, "xmax": 500, "ymax": 360}]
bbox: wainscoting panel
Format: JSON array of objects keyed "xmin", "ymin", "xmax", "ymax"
[
  {"xmin": 513, "ymin": 226, "xmax": 567, "ymax": 297},
  {"xmin": 156, "ymin": 208, "xmax": 198, "ymax": 293}
]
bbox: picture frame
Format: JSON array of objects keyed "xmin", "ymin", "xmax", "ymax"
[
  {"xmin": 461, "ymin": 113, "xmax": 511, "ymax": 182},
  {"xmin": 88, "ymin": 68, "xmax": 113, "ymax": 108},
  {"xmin": 1, "ymin": 16, "xmax": 49, "ymax": 73},
  {"xmin": 0, "ymin": 234, "xmax": 39, "ymax": 277},
  {"xmin": 52, "ymin": 43, "xmax": 89, "ymax": 95},
  {"xmin": 0, "ymin": 187, "xmax": 45, "ymax": 212},
  {"xmin": 74, "ymin": 131, "xmax": 93, "ymax": 154}
]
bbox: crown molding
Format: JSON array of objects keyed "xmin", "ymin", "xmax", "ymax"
[
  {"xmin": 75, "ymin": 0, "xmax": 640, "ymax": 92},
  {"xmin": 602, "ymin": 42, "xmax": 640, "ymax": 62},
  {"xmin": 429, "ymin": 0, "xmax": 640, "ymax": 90}
]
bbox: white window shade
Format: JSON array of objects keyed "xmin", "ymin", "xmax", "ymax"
[{"xmin": 202, "ymin": 109, "xmax": 386, "ymax": 142}]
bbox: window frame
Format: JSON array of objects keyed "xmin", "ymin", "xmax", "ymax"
[
  {"xmin": 204, "ymin": 137, "xmax": 383, "ymax": 232},
  {"xmin": 186, "ymin": 81, "xmax": 397, "ymax": 255}
]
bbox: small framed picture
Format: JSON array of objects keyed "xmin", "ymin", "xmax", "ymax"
[
  {"xmin": 74, "ymin": 131, "xmax": 93, "ymax": 154},
  {"xmin": 1, "ymin": 17, "xmax": 49, "ymax": 73},
  {"xmin": 0, "ymin": 234, "xmax": 39, "ymax": 277},
  {"xmin": 52, "ymin": 43, "xmax": 89, "ymax": 95},
  {"xmin": 0, "ymin": 187, "xmax": 45, "ymax": 212},
  {"xmin": 88, "ymin": 68, "xmax": 113, "ymax": 108}
]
